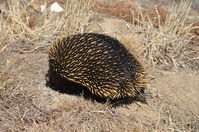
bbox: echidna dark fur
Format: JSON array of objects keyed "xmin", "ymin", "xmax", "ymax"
[{"xmin": 48, "ymin": 33, "xmax": 147, "ymax": 101}]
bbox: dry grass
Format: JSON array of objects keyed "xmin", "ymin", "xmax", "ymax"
[
  {"xmin": 0, "ymin": 0, "xmax": 91, "ymax": 130},
  {"xmin": 137, "ymin": 0, "xmax": 197, "ymax": 70},
  {"xmin": 93, "ymin": 0, "xmax": 199, "ymax": 70},
  {"xmin": 0, "ymin": 0, "xmax": 91, "ymax": 77},
  {"xmin": 92, "ymin": 1, "xmax": 168, "ymax": 28},
  {"xmin": 0, "ymin": 53, "xmax": 198, "ymax": 131},
  {"xmin": 0, "ymin": 0, "xmax": 199, "ymax": 131},
  {"xmin": 0, "ymin": 0, "xmax": 91, "ymax": 48}
]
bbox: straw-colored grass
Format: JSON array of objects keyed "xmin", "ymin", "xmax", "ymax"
[
  {"xmin": 137, "ymin": 0, "xmax": 196, "ymax": 70},
  {"xmin": 0, "ymin": 0, "xmax": 91, "ymax": 48},
  {"xmin": 93, "ymin": 0, "xmax": 198, "ymax": 70}
]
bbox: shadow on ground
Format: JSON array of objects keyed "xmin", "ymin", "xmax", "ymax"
[{"xmin": 45, "ymin": 72, "xmax": 146, "ymax": 107}]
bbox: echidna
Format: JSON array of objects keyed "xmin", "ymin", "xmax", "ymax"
[{"xmin": 48, "ymin": 33, "xmax": 147, "ymax": 101}]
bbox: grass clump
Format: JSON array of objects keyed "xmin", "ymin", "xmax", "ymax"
[
  {"xmin": 138, "ymin": 0, "xmax": 197, "ymax": 70},
  {"xmin": 0, "ymin": 0, "xmax": 91, "ymax": 48},
  {"xmin": 93, "ymin": 0, "xmax": 198, "ymax": 70}
]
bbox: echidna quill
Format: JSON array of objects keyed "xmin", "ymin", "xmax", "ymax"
[{"xmin": 48, "ymin": 33, "xmax": 147, "ymax": 101}]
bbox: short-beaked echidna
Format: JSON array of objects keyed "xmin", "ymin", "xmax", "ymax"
[{"xmin": 48, "ymin": 33, "xmax": 147, "ymax": 100}]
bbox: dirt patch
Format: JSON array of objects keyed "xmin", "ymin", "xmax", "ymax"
[
  {"xmin": 92, "ymin": 0, "xmax": 168, "ymax": 27},
  {"xmin": 152, "ymin": 71, "xmax": 199, "ymax": 114},
  {"xmin": 0, "ymin": 46, "xmax": 198, "ymax": 132}
]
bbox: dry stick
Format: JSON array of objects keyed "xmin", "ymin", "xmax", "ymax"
[
  {"xmin": 19, "ymin": 46, "xmax": 46, "ymax": 53},
  {"xmin": 0, "ymin": 44, "xmax": 9, "ymax": 54},
  {"xmin": 98, "ymin": 22, "xmax": 105, "ymax": 32},
  {"xmin": 155, "ymin": 105, "xmax": 164, "ymax": 130},
  {"xmin": 0, "ymin": 21, "xmax": 17, "ymax": 49},
  {"xmin": 125, "ymin": 23, "xmax": 134, "ymax": 33},
  {"xmin": 190, "ymin": 56, "xmax": 199, "ymax": 61}
]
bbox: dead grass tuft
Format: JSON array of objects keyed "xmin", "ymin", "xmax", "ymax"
[
  {"xmin": 155, "ymin": 95, "xmax": 199, "ymax": 131},
  {"xmin": 132, "ymin": 0, "xmax": 198, "ymax": 70},
  {"xmin": 92, "ymin": 0, "xmax": 168, "ymax": 28},
  {"xmin": 93, "ymin": 0, "xmax": 198, "ymax": 70},
  {"xmin": 138, "ymin": 0, "xmax": 198, "ymax": 70},
  {"xmin": 0, "ymin": 0, "xmax": 91, "ymax": 48}
]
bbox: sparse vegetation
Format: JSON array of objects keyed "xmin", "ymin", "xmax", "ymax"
[
  {"xmin": 0, "ymin": 0, "xmax": 199, "ymax": 132},
  {"xmin": 93, "ymin": 0, "xmax": 198, "ymax": 70},
  {"xmin": 140, "ymin": 0, "xmax": 198, "ymax": 70}
]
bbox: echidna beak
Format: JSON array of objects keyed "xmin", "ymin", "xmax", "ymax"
[
  {"xmin": 135, "ymin": 93, "xmax": 147, "ymax": 104},
  {"xmin": 45, "ymin": 73, "xmax": 50, "ymax": 82}
]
